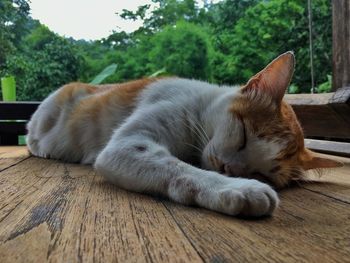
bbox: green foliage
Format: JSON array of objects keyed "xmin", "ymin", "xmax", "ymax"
[
  {"xmin": 3, "ymin": 24, "xmax": 84, "ymax": 101},
  {"xmin": 0, "ymin": 0, "xmax": 30, "ymax": 65},
  {"xmin": 317, "ymin": 75, "xmax": 332, "ymax": 93},
  {"xmin": 1, "ymin": 0, "xmax": 334, "ymax": 101},
  {"xmin": 149, "ymin": 68, "xmax": 167, "ymax": 77},
  {"xmin": 149, "ymin": 21, "xmax": 212, "ymax": 80},
  {"xmin": 90, "ymin": 64, "xmax": 117, "ymax": 84},
  {"xmin": 119, "ymin": 0, "xmax": 200, "ymax": 32},
  {"xmin": 206, "ymin": 0, "xmax": 260, "ymax": 33},
  {"xmin": 213, "ymin": 0, "xmax": 331, "ymax": 91},
  {"xmin": 288, "ymin": 84, "xmax": 300, "ymax": 94},
  {"xmin": 227, "ymin": 0, "xmax": 304, "ymax": 84}
]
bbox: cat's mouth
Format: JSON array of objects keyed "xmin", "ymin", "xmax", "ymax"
[
  {"xmin": 213, "ymin": 158, "xmax": 275, "ymax": 185},
  {"xmin": 210, "ymin": 156, "xmax": 276, "ymax": 186}
]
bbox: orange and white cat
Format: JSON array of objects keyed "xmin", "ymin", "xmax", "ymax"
[{"xmin": 27, "ymin": 52, "xmax": 341, "ymax": 217}]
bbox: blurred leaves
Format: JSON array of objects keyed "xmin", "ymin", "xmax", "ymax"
[
  {"xmin": 1, "ymin": 0, "xmax": 333, "ymax": 101},
  {"xmin": 90, "ymin": 64, "xmax": 117, "ymax": 84}
]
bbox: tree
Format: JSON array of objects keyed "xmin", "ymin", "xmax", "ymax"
[
  {"xmin": 4, "ymin": 24, "xmax": 84, "ymax": 100},
  {"xmin": 149, "ymin": 21, "xmax": 212, "ymax": 80},
  {"xmin": 0, "ymin": 0, "xmax": 30, "ymax": 66},
  {"xmin": 119, "ymin": 0, "xmax": 201, "ymax": 33},
  {"xmin": 211, "ymin": 0, "xmax": 332, "ymax": 92}
]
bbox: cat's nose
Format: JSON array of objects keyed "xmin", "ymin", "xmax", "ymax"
[{"xmin": 224, "ymin": 163, "xmax": 247, "ymax": 177}]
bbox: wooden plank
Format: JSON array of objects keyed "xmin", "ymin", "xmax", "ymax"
[
  {"xmin": 285, "ymin": 89, "xmax": 350, "ymax": 141},
  {"xmin": 305, "ymin": 139, "xmax": 350, "ymax": 157},
  {"xmin": 332, "ymin": 0, "xmax": 350, "ymax": 91},
  {"xmin": 0, "ymin": 157, "xmax": 202, "ymax": 263},
  {"xmin": 0, "ymin": 134, "xmax": 18, "ymax": 146},
  {"xmin": 164, "ymin": 187, "xmax": 350, "ymax": 262},
  {"xmin": 0, "ymin": 224, "xmax": 51, "ymax": 263},
  {"xmin": 0, "ymin": 102, "xmax": 40, "ymax": 120},
  {"xmin": 0, "ymin": 146, "xmax": 30, "ymax": 171},
  {"xmin": 285, "ymin": 93, "xmax": 334, "ymax": 105},
  {"xmin": 330, "ymin": 87, "xmax": 350, "ymax": 125},
  {"xmin": 302, "ymin": 154, "xmax": 350, "ymax": 203},
  {"xmin": 0, "ymin": 146, "xmax": 27, "ymax": 155},
  {"xmin": 0, "ymin": 122, "xmax": 27, "ymax": 136},
  {"xmin": 291, "ymin": 104, "xmax": 350, "ymax": 140}
]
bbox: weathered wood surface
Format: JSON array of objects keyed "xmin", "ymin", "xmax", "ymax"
[
  {"xmin": 285, "ymin": 88, "xmax": 350, "ymax": 141},
  {"xmin": 302, "ymin": 154, "xmax": 350, "ymax": 203},
  {"xmin": 0, "ymin": 147, "xmax": 29, "ymax": 172},
  {"xmin": 0, "ymin": 147, "xmax": 349, "ymax": 263},
  {"xmin": 305, "ymin": 139, "xmax": 350, "ymax": 157},
  {"xmin": 332, "ymin": 0, "xmax": 350, "ymax": 92}
]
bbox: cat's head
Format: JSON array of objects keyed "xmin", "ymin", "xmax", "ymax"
[{"xmin": 203, "ymin": 51, "xmax": 342, "ymax": 188}]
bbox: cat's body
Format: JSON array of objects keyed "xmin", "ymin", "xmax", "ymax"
[
  {"xmin": 28, "ymin": 78, "xmax": 233, "ymax": 165},
  {"xmin": 27, "ymin": 52, "xmax": 341, "ymax": 217}
]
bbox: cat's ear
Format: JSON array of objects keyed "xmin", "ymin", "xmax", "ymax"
[
  {"xmin": 300, "ymin": 149, "xmax": 343, "ymax": 170},
  {"xmin": 242, "ymin": 51, "xmax": 295, "ymax": 104}
]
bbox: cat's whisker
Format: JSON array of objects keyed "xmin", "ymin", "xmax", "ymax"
[
  {"xmin": 161, "ymin": 115, "xmax": 208, "ymax": 151},
  {"xmin": 173, "ymin": 105, "xmax": 210, "ymax": 149},
  {"xmin": 185, "ymin": 122, "xmax": 208, "ymax": 150},
  {"xmin": 179, "ymin": 106, "xmax": 210, "ymax": 146},
  {"xmin": 184, "ymin": 143, "xmax": 203, "ymax": 154}
]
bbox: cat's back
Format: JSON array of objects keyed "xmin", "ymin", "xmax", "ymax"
[
  {"xmin": 26, "ymin": 77, "xmax": 226, "ymax": 163},
  {"xmin": 26, "ymin": 78, "xmax": 159, "ymax": 162},
  {"xmin": 139, "ymin": 78, "xmax": 222, "ymax": 106}
]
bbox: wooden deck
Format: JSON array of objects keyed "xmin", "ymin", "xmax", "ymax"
[{"xmin": 0, "ymin": 147, "xmax": 349, "ymax": 263}]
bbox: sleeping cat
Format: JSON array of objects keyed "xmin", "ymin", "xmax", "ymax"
[{"xmin": 26, "ymin": 52, "xmax": 341, "ymax": 217}]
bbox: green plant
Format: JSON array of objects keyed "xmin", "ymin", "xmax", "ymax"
[
  {"xmin": 317, "ymin": 74, "xmax": 332, "ymax": 93},
  {"xmin": 149, "ymin": 68, "xmax": 167, "ymax": 77},
  {"xmin": 149, "ymin": 21, "xmax": 213, "ymax": 80},
  {"xmin": 288, "ymin": 84, "xmax": 300, "ymax": 94},
  {"xmin": 90, "ymin": 64, "xmax": 117, "ymax": 84}
]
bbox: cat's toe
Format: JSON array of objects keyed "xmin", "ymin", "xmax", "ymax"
[
  {"xmin": 217, "ymin": 189, "xmax": 245, "ymax": 215},
  {"xmin": 240, "ymin": 180, "xmax": 279, "ymax": 217}
]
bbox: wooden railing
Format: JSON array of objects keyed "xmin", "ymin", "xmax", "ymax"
[
  {"xmin": 0, "ymin": 102, "xmax": 39, "ymax": 145},
  {"xmin": 285, "ymin": 87, "xmax": 350, "ymax": 141},
  {"xmin": 0, "ymin": 88, "xmax": 349, "ymax": 156}
]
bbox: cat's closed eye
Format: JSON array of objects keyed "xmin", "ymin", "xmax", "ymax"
[{"xmin": 238, "ymin": 120, "xmax": 247, "ymax": 151}]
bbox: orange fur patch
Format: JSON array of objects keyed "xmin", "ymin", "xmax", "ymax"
[
  {"xmin": 230, "ymin": 91, "xmax": 306, "ymax": 188},
  {"xmin": 62, "ymin": 78, "xmax": 162, "ymax": 147},
  {"xmin": 85, "ymin": 78, "xmax": 159, "ymax": 115},
  {"xmin": 56, "ymin": 82, "xmax": 97, "ymax": 105}
]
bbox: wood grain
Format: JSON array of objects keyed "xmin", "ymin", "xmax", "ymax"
[
  {"xmin": 164, "ymin": 187, "xmax": 350, "ymax": 262},
  {"xmin": 1, "ymin": 147, "xmax": 350, "ymax": 263},
  {"xmin": 305, "ymin": 139, "xmax": 350, "ymax": 157},
  {"xmin": 285, "ymin": 89, "xmax": 350, "ymax": 141},
  {"xmin": 302, "ymin": 154, "xmax": 350, "ymax": 203},
  {"xmin": 0, "ymin": 223, "xmax": 51, "ymax": 263},
  {"xmin": 332, "ymin": 0, "xmax": 350, "ymax": 92},
  {"xmin": 0, "ymin": 146, "xmax": 30, "ymax": 171},
  {"xmin": 0, "ymin": 156, "xmax": 202, "ymax": 263}
]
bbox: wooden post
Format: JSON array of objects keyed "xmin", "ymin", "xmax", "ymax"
[{"xmin": 332, "ymin": 0, "xmax": 350, "ymax": 91}]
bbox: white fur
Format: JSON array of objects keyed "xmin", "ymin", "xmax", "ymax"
[{"xmin": 27, "ymin": 78, "xmax": 280, "ymax": 216}]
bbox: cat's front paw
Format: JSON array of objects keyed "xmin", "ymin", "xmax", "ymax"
[{"xmin": 203, "ymin": 179, "xmax": 279, "ymax": 217}]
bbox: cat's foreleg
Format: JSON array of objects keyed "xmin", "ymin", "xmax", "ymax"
[{"xmin": 94, "ymin": 135, "xmax": 279, "ymax": 217}]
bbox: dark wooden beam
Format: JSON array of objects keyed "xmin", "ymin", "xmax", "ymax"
[
  {"xmin": 0, "ymin": 102, "xmax": 40, "ymax": 120},
  {"xmin": 0, "ymin": 102, "xmax": 39, "ymax": 146},
  {"xmin": 285, "ymin": 88, "xmax": 350, "ymax": 141},
  {"xmin": 332, "ymin": 0, "xmax": 350, "ymax": 91},
  {"xmin": 0, "ymin": 121, "xmax": 27, "ymax": 135}
]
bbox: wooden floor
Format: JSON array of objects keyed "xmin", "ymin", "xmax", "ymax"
[{"xmin": 0, "ymin": 147, "xmax": 349, "ymax": 263}]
